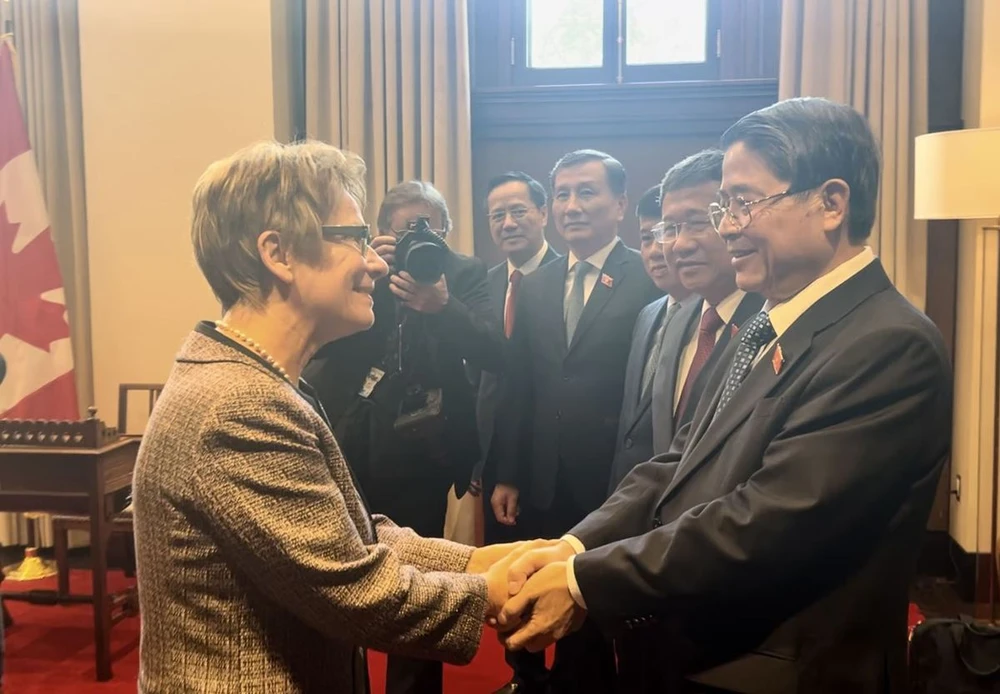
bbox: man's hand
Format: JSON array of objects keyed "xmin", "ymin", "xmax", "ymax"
[
  {"xmin": 372, "ymin": 234, "xmax": 397, "ymax": 268},
  {"xmin": 497, "ymin": 562, "xmax": 586, "ymax": 652},
  {"xmin": 389, "ymin": 272, "xmax": 449, "ymax": 314},
  {"xmin": 466, "ymin": 538, "xmax": 563, "ymax": 575},
  {"xmin": 491, "ymin": 483, "xmax": 520, "ymax": 526},
  {"xmin": 506, "ymin": 539, "xmax": 576, "ymax": 595}
]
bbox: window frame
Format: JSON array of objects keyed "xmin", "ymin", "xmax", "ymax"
[{"xmin": 510, "ymin": 0, "xmax": 723, "ymax": 87}]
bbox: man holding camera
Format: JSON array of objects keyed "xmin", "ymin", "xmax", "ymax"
[{"xmin": 305, "ymin": 180, "xmax": 504, "ymax": 694}]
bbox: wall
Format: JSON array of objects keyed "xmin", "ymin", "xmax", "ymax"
[
  {"xmin": 950, "ymin": 0, "xmax": 1000, "ymax": 553},
  {"xmin": 78, "ymin": 0, "xmax": 275, "ymax": 426}
]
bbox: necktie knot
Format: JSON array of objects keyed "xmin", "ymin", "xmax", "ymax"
[
  {"xmin": 509, "ymin": 268, "xmax": 523, "ymax": 287},
  {"xmin": 700, "ymin": 306, "xmax": 724, "ymax": 335},
  {"xmin": 740, "ymin": 311, "xmax": 776, "ymax": 349},
  {"xmin": 713, "ymin": 311, "xmax": 776, "ymax": 417}
]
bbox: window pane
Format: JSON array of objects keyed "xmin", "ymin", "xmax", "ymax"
[
  {"xmin": 527, "ymin": 0, "xmax": 604, "ymax": 69},
  {"xmin": 626, "ymin": 0, "xmax": 708, "ymax": 66}
]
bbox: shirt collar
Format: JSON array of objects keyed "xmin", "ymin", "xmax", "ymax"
[
  {"xmin": 567, "ymin": 236, "xmax": 620, "ymax": 273},
  {"xmin": 508, "ymin": 241, "xmax": 550, "ymax": 279},
  {"xmin": 766, "ymin": 246, "xmax": 877, "ymax": 338},
  {"xmin": 704, "ymin": 289, "xmax": 746, "ymax": 326}
]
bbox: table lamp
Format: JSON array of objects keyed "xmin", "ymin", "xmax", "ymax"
[{"xmin": 914, "ymin": 126, "xmax": 1000, "ymax": 618}]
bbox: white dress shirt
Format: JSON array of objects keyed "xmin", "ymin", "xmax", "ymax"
[
  {"xmin": 673, "ymin": 289, "xmax": 746, "ymax": 412},
  {"xmin": 503, "ymin": 242, "xmax": 550, "ymax": 324},
  {"xmin": 562, "ymin": 246, "xmax": 878, "ymax": 609},
  {"xmin": 564, "ymin": 237, "xmax": 621, "ymax": 308}
]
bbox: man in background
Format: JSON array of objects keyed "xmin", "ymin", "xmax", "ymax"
[
  {"xmin": 474, "ymin": 171, "xmax": 560, "ymax": 694},
  {"xmin": 305, "ymin": 180, "xmax": 504, "ymax": 694},
  {"xmin": 493, "ymin": 150, "xmax": 662, "ymax": 692},
  {"xmin": 648, "ymin": 150, "xmax": 764, "ymax": 460},
  {"xmin": 607, "ymin": 185, "xmax": 692, "ymax": 492}
]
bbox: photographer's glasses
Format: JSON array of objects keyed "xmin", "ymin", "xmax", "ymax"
[{"xmin": 321, "ymin": 224, "xmax": 371, "ymax": 255}]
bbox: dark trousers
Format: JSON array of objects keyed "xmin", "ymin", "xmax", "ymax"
[
  {"xmin": 361, "ymin": 470, "xmax": 452, "ymax": 694},
  {"xmin": 488, "ymin": 472, "xmax": 618, "ymax": 694}
]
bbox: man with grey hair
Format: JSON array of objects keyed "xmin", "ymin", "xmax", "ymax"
[{"xmin": 306, "ymin": 180, "xmax": 504, "ymax": 694}]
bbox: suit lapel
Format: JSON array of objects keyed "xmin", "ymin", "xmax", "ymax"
[
  {"xmin": 663, "ymin": 262, "xmax": 893, "ymax": 499},
  {"xmin": 649, "ymin": 297, "xmax": 701, "ymax": 447},
  {"xmin": 567, "ymin": 242, "xmax": 628, "ymax": 353},
  {"xmin": 621, "ymin": 297, "xmax": 668, "ymax": 435},
  {"xmin": 489, "ymin": 264, "xmax": 508, "ymax": 323},
  {"xmin": 550, "ymin": 256, "xmax": 572, "ymax": 358}
]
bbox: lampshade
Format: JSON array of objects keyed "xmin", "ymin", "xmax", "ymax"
[{"xmin": 914, "ymin": 127, "xmax": 1000, "ymax": 220}]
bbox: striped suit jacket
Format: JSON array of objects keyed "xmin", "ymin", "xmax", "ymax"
[{"xmin": 132, "ymin": 327, "xmax": 487, "ymax": 693}]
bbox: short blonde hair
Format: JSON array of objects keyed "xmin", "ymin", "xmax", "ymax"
[{"xmin": 191, "ymin": 140, "xmax": 367, "ymax": 311}]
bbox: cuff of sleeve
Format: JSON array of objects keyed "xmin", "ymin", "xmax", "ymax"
[
  {"xmin": 566, "ymin": 555, "xmax": 587, "ymax": 609},
  {"xmin": 561, "ymin": 534, "xmax": 586, "ymax": 555}
]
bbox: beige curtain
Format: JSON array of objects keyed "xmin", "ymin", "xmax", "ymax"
[
  {"xmin": 779, "ymin": 0, "xmax": 929, "ymax": 311},
  {"xmin": 297, "ymin": 0, "xmax": 476, "ymax": 255},
  {"xmin": 1, "ymin": 0, "xmax": 91, "ymax": 548}
]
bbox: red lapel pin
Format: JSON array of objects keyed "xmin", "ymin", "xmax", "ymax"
[
  {"xmin": 600, "ymin": 273, "xmax": 614, "ymax": 288},
  {"xmin": 772, "ymin": 343, "xmax": 785, "ymax": 375},
  {"xmin": 731, "ymin": 323, "xmax": 739, "ymax": 338}
]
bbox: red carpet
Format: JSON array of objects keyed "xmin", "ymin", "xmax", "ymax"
[{"xmin": 0, "ymin": 569, "xmax": 925, "ymax": 692}]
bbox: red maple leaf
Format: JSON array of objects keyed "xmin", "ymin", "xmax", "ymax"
[{"xmin": 0, "ymin": 201, "xmax": 70, "ymax": 351}]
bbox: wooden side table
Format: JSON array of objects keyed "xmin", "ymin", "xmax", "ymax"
[{"xmin": 0, "ymin": 437, "xmax": 140, "ymax": 681}]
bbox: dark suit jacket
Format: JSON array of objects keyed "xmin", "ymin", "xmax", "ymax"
[
  {"xmin": 496, "ymin": 241, "xmax": 663, "ymax": 515},
  {"xmin": 305, "ymin": 250, "xmax": 503, "ymax": 499},
  {"xmin": 473, "ymin": 247, "xmax": 561, "ymax": 483},
  {"xmin": 569, "ymin": 260, "xmax": 952, "ymax": 694},
  {"xmin": 649, "ymin": 292, "xmax": 765, "ymax": 456},
  {"xmin": 607, "ymin": 294, "xmax": 689, "ymax": 494},
  {"xmin": 609, "ymin": 292, "xmax": 764, "ymax": 494}
]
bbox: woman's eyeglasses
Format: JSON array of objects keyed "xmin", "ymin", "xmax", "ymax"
[{"xmin": 321, "ymin": 225, "xmax": 371, "ymax": 255}]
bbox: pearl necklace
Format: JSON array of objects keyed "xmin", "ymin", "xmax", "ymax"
[{"xmin": 215, "ymin": 321, "xmax": 292, "ymax": 384}]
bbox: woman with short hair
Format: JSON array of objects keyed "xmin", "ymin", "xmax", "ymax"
[{"xmin": 132, "ymin": 140, "xmax": 517, "ymax": 693}]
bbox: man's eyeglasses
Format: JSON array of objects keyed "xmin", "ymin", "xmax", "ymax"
[
  {"xmin": 321, "ymin": 224, "xmax": 371, "ymax": 255},
  {"xmin": 488, "ymin": 206, "xmax": 532, "ymax": 225},
  {"xmin": 652, "ymin": 219, "xmax": 715, "ymax": 244},
  {"xmin": 708, "ymin": 190, "xmax": 793, "ymax": 232}
]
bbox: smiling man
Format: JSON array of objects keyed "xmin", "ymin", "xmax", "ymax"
[
  {"xmin": 649, "ymin": 150, "xmax": 764, "ymax": 460},
  {"xmin": 498, "ymin": 99, "xmax": 952, "ymax": 694},
  {"xmin": 476, "ymin": 171, "xmax": 560, "ymax": 694},
  {"xmin": 493, "ymin": 150, "xmax": 661, "ymax": 692}
]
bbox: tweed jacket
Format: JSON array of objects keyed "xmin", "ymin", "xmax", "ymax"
[{"xmin": 132, "ymin": 326, "xmax": 488, "ymax": 693}]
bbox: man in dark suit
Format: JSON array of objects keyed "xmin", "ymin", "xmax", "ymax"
[
  {"xmin": 494, "ymin": 150, "xmax": 662, "ymax": 692},
  {"xmin": 608, "ymin": 185, "xmax": 691, "ymax": 494},
  {"xmin": 647, "ymin": 150, "xmax": 764, "ymax": 461},
  {"xmin": 473, "ymin": 171, "xmax": 560, "ymax": 694},
  {"xmin": 305, "ymin": 180, "xmax": 504, "ymax": 694},
  {"xmin": 498, "ymin": 99, "xmax": 952, "ymax": 694}
]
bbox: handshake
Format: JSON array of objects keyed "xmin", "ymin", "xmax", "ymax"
[{"xmin": 465, "ymin": 538, "xmax": 588, "ymax": 653}]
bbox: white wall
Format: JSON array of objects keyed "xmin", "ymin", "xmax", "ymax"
[
  {"xmin": 78, "ymin": 0, "xmax": 275, "ymax": 425},
  {"xmin": 950, "ymin": 0, "xmax": 1000, "ymax": 552}
]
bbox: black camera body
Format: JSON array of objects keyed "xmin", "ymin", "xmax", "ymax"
[{"xmin": 395, "ymin": 216, "xmax": 447, "ymax": 284}]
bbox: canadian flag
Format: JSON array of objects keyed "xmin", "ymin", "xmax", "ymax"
[{"xmin": 0, "ymin": 37, "xmax": 78, "ymax": 419}]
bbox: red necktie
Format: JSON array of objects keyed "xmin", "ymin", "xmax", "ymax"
[
  {"xmin": 675, "ymin": 306, "xmax": 724, "ymax": 421},
  {"xmin": 504, "ymin": 269, "xmax": 523, "ymax": 338}
]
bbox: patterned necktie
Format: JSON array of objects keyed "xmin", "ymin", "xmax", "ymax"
[
  {"xmin": 640, "ymin": 300, "xmax": 680, "ymax": 401},
  {"xmin": 504, "ymin": 269, "xmax": 523, "ymax": 338},
  {"xmin": 714, "ymin": 311, "xmax": 776, "ymax": 416},
  {"xmin": 564, "ymin": 261, "xmax": 593, "ymax": 345},
  {"xmin": 675, "ymin": 306, "xmax": 725, "ymax": 420}
]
